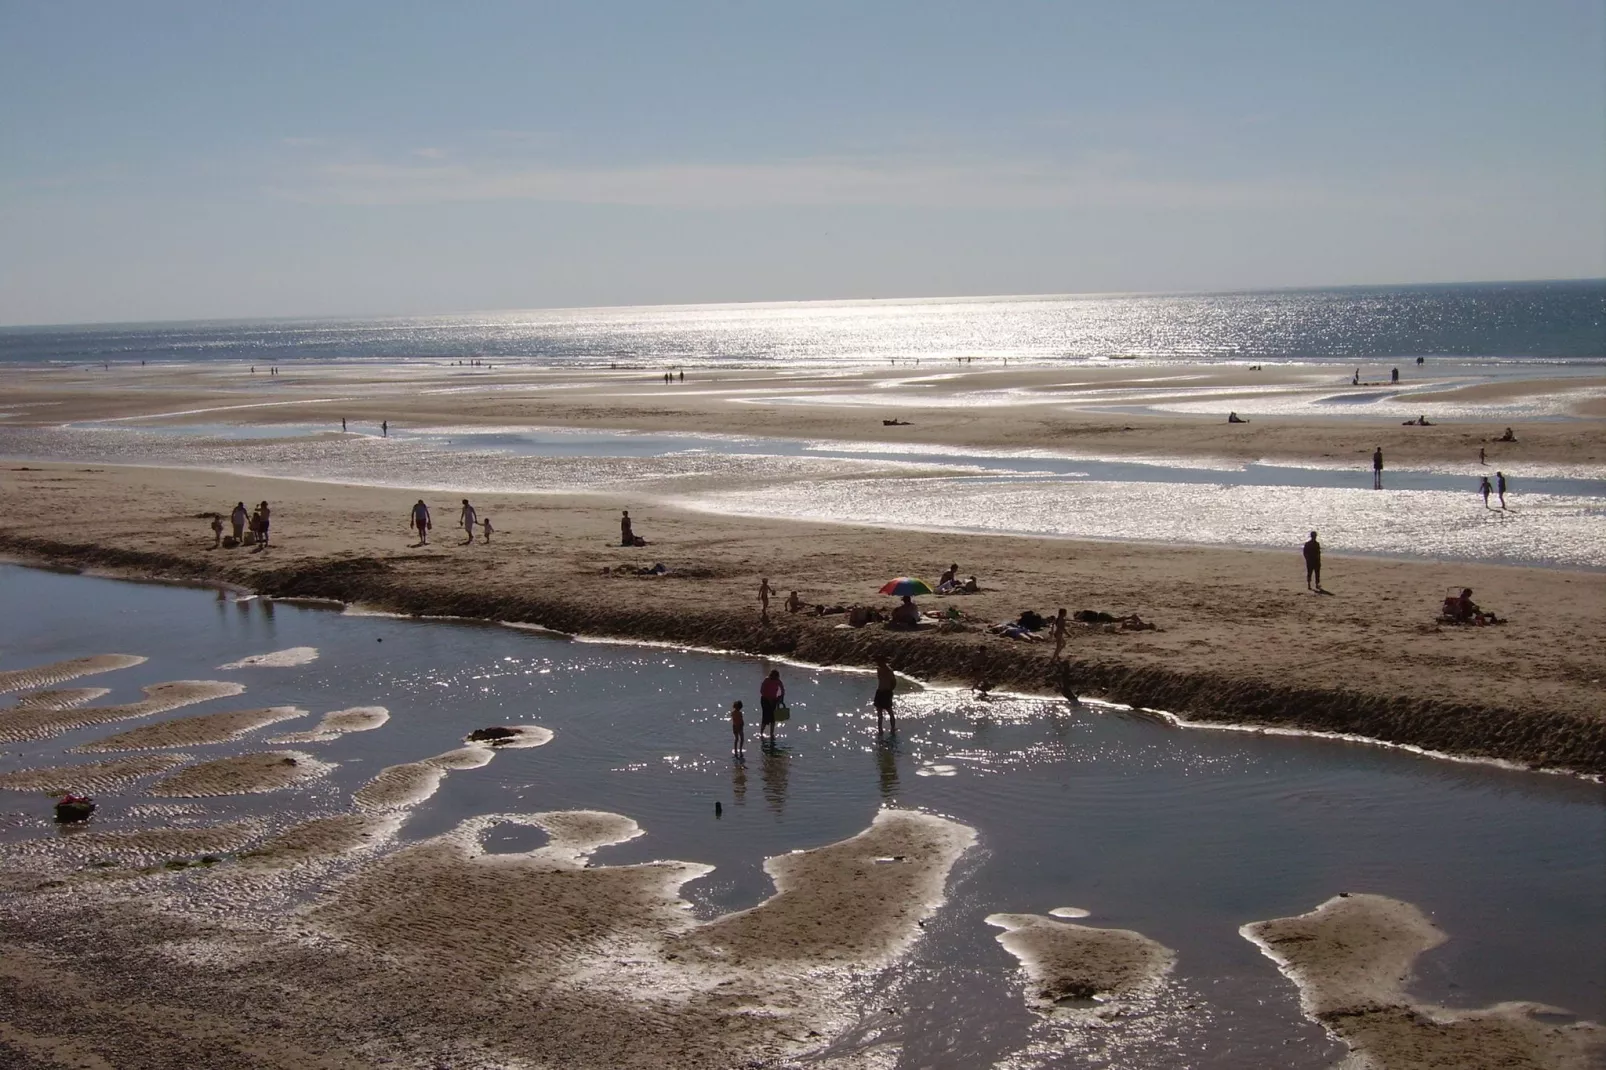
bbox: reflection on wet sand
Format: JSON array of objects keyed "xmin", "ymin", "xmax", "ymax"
[{"xmin": 758, "ymin": 741, "xmax": 790, "ymax": 815}]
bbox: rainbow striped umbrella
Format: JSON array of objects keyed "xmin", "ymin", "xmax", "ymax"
[{"xmin": 879, "ymin": 577, "xmax": 933, "ymax": 596}]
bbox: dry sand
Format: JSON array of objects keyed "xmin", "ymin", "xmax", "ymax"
[{"xmin": 1243, "ymin": 893, "xmax": 1606, "ymax": 1069}]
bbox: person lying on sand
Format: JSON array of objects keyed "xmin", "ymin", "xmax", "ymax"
[
  {"xmin": 847, "ymin": 605, "xmax": 886, "ymax": 627},
  {"xmin": 813, "ymin": 603, "xmax": 848, "ymax": 617},
  {"xmin": 882, "ymin": 418, "xmax": 912, "ymax": 426},
  {"xmin": 962, "ymin": 576, "xmax": 980, "ymax": 593},
  {"xmin": 989, "ymin": 621, "xmax": 1042, "ymax": 641}
]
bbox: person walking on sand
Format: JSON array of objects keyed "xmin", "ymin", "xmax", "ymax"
[
  {"xmin": 230, "ymin": 502, "xmax": 248, "ymax": 543},
  {"xmin": 1372, "ymin": 447, "xmax": 1384, "ymax": 490},
  {"xmin": 874, "ymin": 655, "xmax": 897, "ymax": 731},
  {"xmin": 458, "ymin": 499, "xmax": 477, "ymax": 544},
  {"xmin": 730, "ymin": 700, "xmax": 745, "ymax": 754},
  {"xmin": 1479, "ymin": 477, "xmax": 1493, "ymax": 508},
  {"xmin": 381, "ymin": 420, "xmax": 388, "ymax": 437},
  {"xmin": 1303, "ymin": 531, "xmax": 1323, "ymax": 591},
  {"xmin": 481, "ymin": 517, "xmax": 493, "ymax": 543},
  {"xmin": 410, "ymin": 499, "xmax": 432, "ymax": 544},
  {"xmin": 210, "ymin": 513, "xmax": 224, "ymax": 547},
  {"xmin": 1496, "ymin": 471, "xmax": 1508, "ymax": 509},
  {"xmin": 759, "ymin": 670, "xmax": 784, "ymax": 742},
  {"xmin": 759, "ymin": 578, "xmax": 774, "ymax": 623},
  {"xmin": 1051, "ymin": 608, "xmax": 1068, "ymax": 660}
]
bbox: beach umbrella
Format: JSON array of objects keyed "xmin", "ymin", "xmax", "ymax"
[{"xmin": 879, "ymin": 577, "xmax": 933, "ymax": 596}]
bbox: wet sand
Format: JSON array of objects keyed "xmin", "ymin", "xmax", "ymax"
[
  {"xmin": 148, "ymin": 750, "xmax": 331, "ymax": 797},
  {"xmin": 1243, "ymin": 894, "xmax": 1606, "ymax": 1069},
  {"xmin": 987, "ymin": 911, "xmax": 1176, "ymax": 1007},
  {"xmin": 73, "ymin": 705, "xmax": 307, "ymax": 751},
  {"xmin": 0, "ymin": 680, "xmax": 245, "ymax": 744}
]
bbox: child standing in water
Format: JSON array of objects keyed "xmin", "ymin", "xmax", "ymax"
[{"xmin": 730, "ymin": 700, "xmax": 745, "ymax": 753}]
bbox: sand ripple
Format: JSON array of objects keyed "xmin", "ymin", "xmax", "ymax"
[
  {"xmin": 149, "ymin": 751, "xmax": 332, "ymax": 798},
  {"xmin": 0, "ymin": 755, "xmax": 187, "ymax": 794},
  {"xmin": 0, "ymin": 654, "xmax": 145, "ymax": 694},
  {"xmin": 74, "ymin": 706, "xmax": 307, "ymax": 752},
  {"xmin": 11, "ymin": 688, "xmax": 110, "ymax": 711},
  {"xmin": 66, "ymin": 820, "xmax": 261, "ymax": 858},
  {"xmin": 352, "ymin": 735, "xmax": 548, "ymax": 810},
  {"xmin": 217, "ymin": 647, "xmax": 319, "ymax": 669},
  {"xmin": 268, "ymin": 706, "xmax": 389, "ymax": 743},
  {"xmin": 1244, "ymin": 894, "xmax": 1605, "ymax": 1069},
  {"xmin": 239, "ymin": 813, "xmax": 406, "ymax": 868},
  {"xmin": 0, "ymin": 681, "xmax": 245, "ymax": 743}
]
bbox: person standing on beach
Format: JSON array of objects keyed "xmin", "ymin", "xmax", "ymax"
[
  {"xmin": 759, "ymin": 578, "xmax": 774, "ymax": 623},
  {"xmin": 381, "ymin": 420, "xmax": 388, "ymax": 437},
  {"xmin": 410, "ymin": 499, "xmax": 432, "ymax": 544},
  {"xmin": 1479, "ymin": 446, "xmax": 1487, "ymax": 465},
  {"xmin": 459, "ymin": 499, "xmax": 477, "ymax": 544},
  {"xmin": 1303, "ymin": 531, "xmax": 1323, "ymax": 591},
  {"xmin": 341, "ymin": 417, "xmax": 347, "ymax": 433},
  {"xmin": 620, "ymin": 510, "xmax": 634, "ymax": 546},
  {"xmin": 1391, "ymin": 367, "xmax": 1399, "ymax": 383},
  {"xmin": 1496, "ymin": 471, "xmax": 1508, "ymax": 509},
  {"xmin": 759, "ymin": 670, "xmax": 784, "ymax": 742},
  {"xmin": 230, "ymin": 502, "xmax": 248, "ymax": 543},
  {"xmin": 1372, "ymin": 447, "xmax": 1384, "ymax": 490},
  {"xmin": 1479, "ymin": 476, "xmax": 1493, "ymax": 508},
  {"xmin": 210, "ymin": 513, "xmax": 224, "ymax": 547},
  {"xmin": 730, "ymin": 700, "xmax": 745, "ymax": 754},
  {"xmin": 1051, "ymin": 608, "xmax": 1068, "ymax": 660},
  {"xmin": 874, "ymin": 655, "xmax": 897, "ymax": 732},
  {"xmin": 257, "ymin": 502, "xmax": 271, "ymax": 547}
]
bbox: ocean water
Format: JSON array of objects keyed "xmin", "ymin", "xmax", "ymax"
[
  {"xmin": 2, "ymin": 280, "xmax": 1602, "ymax": 369},
  {"xmin": 1, "ymin": 567, "xmax": 1602, "ymax": 1069}
]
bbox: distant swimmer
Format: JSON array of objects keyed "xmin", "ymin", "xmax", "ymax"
[
  {"xmin": 410, "ymin": 499, "xmax": 432, "ymax": 544},
  {"xmin": 1372, "ymin": 447, "xmax": 1384, "ymax": 490},
  {"xmin": 459, "ymin": 499, "xmax": 477, "ymax": 544},
  {"xmin": 1302, "ymin": 531, "xmax": 1323, "ymax": 591}
]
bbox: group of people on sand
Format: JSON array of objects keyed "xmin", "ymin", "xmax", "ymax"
[
  {"xmin": 407, "ymin": 498, "xmax": 492, "ymax": 546},
  {"xmin": 730, "ymin": 655, "xmax": 899, "ymax": 753},
  {"xmin": 211, "ymin": 501, "xmax": 270, "ymax": 549}
]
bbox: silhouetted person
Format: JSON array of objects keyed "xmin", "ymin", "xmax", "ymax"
[
  {"xmin": 1479, "ymin": 446, "xmax": 1486, "ymax": 465},
  {"xmin": 1479, "ymin": 476, "xmax": 1492, "ymax": 508},
  {"xmin": 1391, "ymin": 367, "xmax": 1399, "ymax": 383},
  {"xmin": 1496, "ymin": 471, "xmax": 1508, "ymax": 508},
  {"xmin": 620, "ymin": 510, "xmax": 634, "ymax": 546},
  {"xmin": 210, "ymin": 513, "xmax": 224, "ymax": 547},
  {"xmin": 257, "ymin": 502, "xmax": 271, "ymax": 547},
  {"xmin": 759, "ymin": 669, "xmax": 784, "ymax": 742},
  {"xmin": 341, "ymin": 417, "xmax": 347, "ymax": 432},
  {"xmin": 1372, "ymin": 447, "xmax": 1384, "ymax": 490},
  {"xmin": 459, "ymin": 499, "xmax": 477, "ymax": 544},
  {"xmin": 759, "ymin": 578, "xmax": 774, "ymax": 623},
  {"xmin": 381, "ymin": 420, "xmax": 388, "ymax": 437},
  {"xmin": 874, "ymin": 655, "xmax": 897, "ymax": 731},
  {"xmin": 1303, "ymin": 531, "xmax": 1322, "ymax": 591},
  {"xmin": 1051, "ymin": 608, "xmax": 1068, "ymax": 660},
  {"xmin": 1499, "ymin": 427, "xmax": 1516, "ymax": 442},
  {"xmin": 230, "ymin": 502, "xmax": 248, "ymax": 542},
  {"xmin": 410, "ymin": 499, "xmax": 431, "ymax": 544},
  {"xmin": 730, "ymin": 700, "xmax": 745, "ymax": 754}
]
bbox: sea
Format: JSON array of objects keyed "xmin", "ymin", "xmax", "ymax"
[{"xmin": 2, "ymin": 280, "xmax": 1603, "ymax": 369}]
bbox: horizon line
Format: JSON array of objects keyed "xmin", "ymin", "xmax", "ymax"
[{"xmin": 2, "ymin": 275, "xmax": 1601, "ymax": 333}]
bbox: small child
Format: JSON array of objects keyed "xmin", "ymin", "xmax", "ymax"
[
  {"xmin": 210, "ymin": 514, "xmax": 224, "ymax": 547},
  {"xmin": 481, "ymin": 517, "xmax": 493, "ymax": 543},
  {"xmin": 730, "ymin": 700, "xmax": 745, "ymax": 753}
]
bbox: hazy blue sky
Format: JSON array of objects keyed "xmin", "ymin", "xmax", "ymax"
[{"xmin": 2, "ymin": 1, "xmax": 1603, "ymax": 325}]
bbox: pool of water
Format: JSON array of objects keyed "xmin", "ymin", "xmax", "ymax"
[{"xmin": 1, "ymin": 565, "xmax": 1601, "ymax": 1068}]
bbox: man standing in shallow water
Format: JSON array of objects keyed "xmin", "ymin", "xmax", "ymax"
[
  {"xmin": 874, "ymin": 655, "xmax": 897, "ymax": 732},
  {"xmin": 1372, "ymin": 447, "xmax": 1384, "ymax": 490}
]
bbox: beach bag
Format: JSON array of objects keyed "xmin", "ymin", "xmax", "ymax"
[{"xmin": 774, "ymin": 704, "xmax": 790, "ymax": 722}]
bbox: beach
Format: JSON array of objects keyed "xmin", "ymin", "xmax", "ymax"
[
  {"xmin": 3, "ymin": 359, "xmax": 1604, "ymax": 772},
  {"xmin": 2, "ymin": 354, "xmax": 1605, "ymax": 1069}
]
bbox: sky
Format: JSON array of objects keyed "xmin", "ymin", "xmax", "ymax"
[{"xmin": 1, "ymin": 1, "xmax": 1603, "ymax": 326}]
